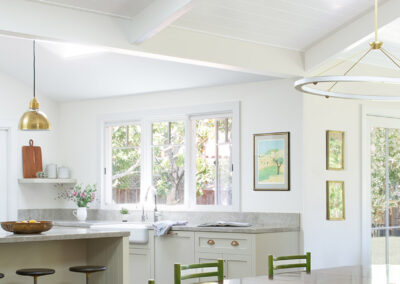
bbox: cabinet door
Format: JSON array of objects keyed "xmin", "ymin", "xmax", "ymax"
[
  {"xmin": 225, "ymin": 254, "xmax": 252, "ymax": 279},
  {"xmin": 197, "ymin": 252, "xmax": 225, "ymax": 282},
  {"xmin": 155, "ymin": 231, "xmax": 195, "ymax": 284},
  {"xmin": 129, "ymin": 248, "xmax": 152, "ymax": 284}
]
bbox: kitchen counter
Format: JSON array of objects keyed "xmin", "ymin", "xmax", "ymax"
[
  {"xmin": 0, "ymin": 226, "xmax": 130, "ymax": 284},
  {"xmin": 54, "ymin": 221, "xmax": 300, "ymax": 234},
  {"xmin": 0, "ymin": 226, "xmax": 130, "ymax": 244}
]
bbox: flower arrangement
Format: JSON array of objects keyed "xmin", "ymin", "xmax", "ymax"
[{"xmin": 57, "ymin": 183, "xmax": 97, "ymax": 208}]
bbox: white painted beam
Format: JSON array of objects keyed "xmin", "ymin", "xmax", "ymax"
[
  {"xmin": 305, "ymin": 0, "xmax": 400, "ymax": 72},
  {"xmin": 129, "ymin": 0, "xmax": 196, "ymax": 44},
  {"xmin": 0, "ymin": 0, "xmax": 303, "ymax": 77}
]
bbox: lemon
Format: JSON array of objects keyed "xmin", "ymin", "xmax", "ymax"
[{"xmin": 28, "ymin": 220, "xmax": 38, "ymax": 223}]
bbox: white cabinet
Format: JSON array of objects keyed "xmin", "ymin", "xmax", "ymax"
[
  {"xmin": 129, "ymin": 231, "xmax": 154, "ymax": 284},
  {"xmin": 129, "ymin": 229, "xmax": 299, "ymax": 283},
  {"xmin": 154, "ymin": 231, "xmax": 195, "ymax": 284}
]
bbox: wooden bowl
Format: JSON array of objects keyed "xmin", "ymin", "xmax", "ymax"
[{"xmin": 1, "ymin": 221, "xmax": 53, "ymax": 234}]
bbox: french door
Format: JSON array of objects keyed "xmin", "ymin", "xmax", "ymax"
[{"xmin": 367, "ymin": 116, "xmax": 400, "ymax": 283}]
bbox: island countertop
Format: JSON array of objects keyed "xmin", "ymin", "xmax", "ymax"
[{"xmin": 0, "ymin": 226, "xmax": 130, "ymax": 244}]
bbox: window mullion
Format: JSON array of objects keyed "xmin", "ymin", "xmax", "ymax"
[
  {"xmin": 185, "ymin": 116, "xmax": 192, "ymax": 209},
  {"xmin": 141, "ymin": 119, "xmax": 152, "ymax": 206}
]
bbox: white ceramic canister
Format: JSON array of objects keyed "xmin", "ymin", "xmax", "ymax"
[
  {"xmin": 46, "ymin": 164, "xmax": 57, "ymax": 179},
  {"xmin": 57, "ymin": 167, "xmax": 70, "ymax": 179}
]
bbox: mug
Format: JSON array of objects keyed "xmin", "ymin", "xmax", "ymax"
[{"xmin": 46, "ymin": 164, "xmax": 57, "ymax": 179}]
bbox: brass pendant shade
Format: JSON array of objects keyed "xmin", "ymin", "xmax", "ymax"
[
  {"xmin": 19, "ymin": 98, "xmax": 50, "ymax": 130},
  {"xmin": 19, "ymin": 41, "xmax": 50, "ymax": 131}
]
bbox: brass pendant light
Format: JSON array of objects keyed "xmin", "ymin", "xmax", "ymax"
[{"xmin": 19, "ymin": 40, "xmax": 50, "ymax": 131}]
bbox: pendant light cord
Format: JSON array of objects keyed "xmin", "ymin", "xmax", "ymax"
[{"xmin": 33, "ymin": 40, "xmax": 36, "ymax": 99}]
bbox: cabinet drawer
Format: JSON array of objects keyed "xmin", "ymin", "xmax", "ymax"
[{"xmin": 195, "ymin": 232, "xmax": 253, "ymax": 255}]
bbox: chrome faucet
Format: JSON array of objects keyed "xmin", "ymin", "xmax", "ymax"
[{"xmin": 144, "ymin": 186, "xmax": 161, "ymax": 223}]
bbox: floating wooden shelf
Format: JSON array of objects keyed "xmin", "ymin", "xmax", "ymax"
[{"xmin": 18, "ymin": 178, "xmax": 77, "ymax": 184}]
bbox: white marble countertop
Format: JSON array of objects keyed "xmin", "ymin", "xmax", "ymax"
[
  {"xmin": 0, "ymin": 226, "xmax": 130, "ymax": 244},
  {"xmin": 54, "ymin": 221, "xmax": 300, "ymax": 234}
]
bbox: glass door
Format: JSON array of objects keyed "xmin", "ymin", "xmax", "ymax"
[{"xmin": 369, "ymin": 116, "xmax": 400, "ymax": 283}]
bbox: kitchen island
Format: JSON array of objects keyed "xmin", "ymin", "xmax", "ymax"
[{"xmin": 0, "ymin": 227, "xmax": 130, "ymax": 284}]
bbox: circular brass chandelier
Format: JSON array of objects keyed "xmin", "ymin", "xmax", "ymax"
[{"xmin": 294, "ymin": 0, "xmax": 400, "ymax": 101}]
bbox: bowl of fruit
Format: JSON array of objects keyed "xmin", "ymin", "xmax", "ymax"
[{"xmin": 1, "ymin": 220, "xmax": 53, "ymax": 234}]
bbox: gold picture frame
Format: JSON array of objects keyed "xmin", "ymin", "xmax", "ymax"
[
  {"xmin": 326, "ymin": 181, "xmax": 345, "ymax": 221},
  {"xmin": 326, "ymin": 130, "xmax": 344, "ymax": 170},
  {"xmin": 253, "ymin": 132, "xmax": 290, "ymax": 191}
]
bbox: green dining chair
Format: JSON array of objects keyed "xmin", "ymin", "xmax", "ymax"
[
  {"xmin": 148, "ymin": 280, "xmax": 154, "ymax": 284},
  {"xmin": 268, "ymin": 252, "xmax": 311, "ymax": 279},
  {"xmin": 174, "ymin": 259, "xmax": 224, "ymax": 284}
]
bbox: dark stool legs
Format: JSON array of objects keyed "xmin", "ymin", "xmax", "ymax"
[
  {"xmin": 16, "ymin": 269, "xmax": 55, "ymax": 284},
  {"xmin": 70, "ymin": 265, "xmax": 107, "ymax": 284}
]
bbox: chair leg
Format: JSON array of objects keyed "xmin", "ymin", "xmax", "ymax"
[{"xmin": 34, "ymin": 276, "xmax": 38, "ymax": 284}]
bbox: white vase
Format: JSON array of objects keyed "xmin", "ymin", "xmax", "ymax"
[{"xmin": 73, "ymin": 207, "xmax": 87, "ymax": 222}]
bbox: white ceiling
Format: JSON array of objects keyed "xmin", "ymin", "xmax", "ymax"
[
  {"xmin": 27, "ymin": 0, "xmax": 155, "ymax": 18},
  {"xmin": 172, "ymin": 0, "xmax": 378, "ymax": 51},
  {"xmin": 27, "ymin": 0, "xmax": 380, "ymax": 52},
  {"xmin": 0, "ymin": 35, "xmax": 273, "ymax": 102},
  {"xmin": 334, "ymin": 17, "xmax": 400, "ymax": 70}
]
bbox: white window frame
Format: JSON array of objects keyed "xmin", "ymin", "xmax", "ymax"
[{"xmin": 98, "ymin": 102, "xmax": 240, "ymax": 212}]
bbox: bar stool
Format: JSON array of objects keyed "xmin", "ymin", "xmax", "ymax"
[
  {"xmin": 0, "ymin": 273, "xmax": 4, "ymax": 278},
  {"xmin": 16, "ymin": 268, "xmax": 55, "ymax": 284},
  {"xmin": 69, "ymin": 265, "xmax": 106, "ymax": 284}
]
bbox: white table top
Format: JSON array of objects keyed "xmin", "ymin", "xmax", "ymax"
[{"xmin": 199, "ymin": 265, "xmax": 400, "ymax": 284}]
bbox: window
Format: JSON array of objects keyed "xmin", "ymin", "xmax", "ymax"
[
  {"xmin": 110, "ymin": 124, "xmax": 141, "ymax": 204},
  {"xmin": 102, "ymin": 103, "xmax": 239, "ymax": 210},
  {"xmin": 193, "ymin": 117, "xmax": 232, "ymax": 206},
  {"xmin": 152, "ymin": 121, "xmax": 185, "ymax": 205}
]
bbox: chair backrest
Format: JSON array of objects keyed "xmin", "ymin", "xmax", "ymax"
[
  {"xmin": 148, "ymin": 280, "xmax": 154, "ymax": 284},
  {"xmin": 174, "ymin": 259, "xmax": 224, "ymax": 284},
  {"xmin": 268, "ymin": 252, "xmax": 311, "ymax": 279}
]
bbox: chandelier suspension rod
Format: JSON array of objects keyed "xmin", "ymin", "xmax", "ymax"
[{"xmin": 374, "ymin": 0, "xmax": 378, "ymax": 43}]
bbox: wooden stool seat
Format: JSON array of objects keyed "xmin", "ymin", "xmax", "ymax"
[
  {"xmin": 0, "ymin": 273, "xmax": 4, "ymax": 278},
  {"xmin": 70, "ymin": 265, "xmax": 107, "ymax": 284},
  {"xmin": 16, "ymin": 269, "xmax": 55, "ymax": 277},
  {"xmin": 69, "ymin": 266, "xmax": 107, "ymax": 273},
  {"xmin": 16, "ymin": 268, "xmax": 55, "ymax": 284}
]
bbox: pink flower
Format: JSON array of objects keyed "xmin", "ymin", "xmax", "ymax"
[
  {"xmin": 72, "ymin": 192, "xmax": 77, "ymax": 197},
  {"xmin": 81, "ymin": 192, "xmax": 86, "ymax": 198}
]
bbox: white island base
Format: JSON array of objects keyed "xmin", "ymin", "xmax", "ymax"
[{"xmin": 0, "ymin": 227, "xmax": 130, "ymax": 284}]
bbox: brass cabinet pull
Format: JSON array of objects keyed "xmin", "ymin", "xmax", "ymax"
[
  {"xmin": 207, "ymin": 239, "xmax": 215, "ymax": 245},
  {"xmin": 231, "ymin": 240, "xmax": 239, "ymax": 247}
]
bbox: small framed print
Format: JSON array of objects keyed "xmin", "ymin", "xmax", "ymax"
[
  {"xmin": 326, "ymin": 181, "xmax": 345, "ymax": 221},
  {"xmin": 253, "ymin": 132, "xmax": 290, "ymax": 191},
  {"xmin": 326, "ymin": 130, "xmax": 345, "ymax": 170}
]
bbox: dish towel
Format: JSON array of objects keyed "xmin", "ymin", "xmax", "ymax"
[{"xmin": 153, "ymin": 220, "xmax": 188, "ymax": 237}]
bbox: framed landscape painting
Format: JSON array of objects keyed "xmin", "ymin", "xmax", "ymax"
[
  {"xmin": 253, "ymin": 132, "xmax": 290, "ymax": 191},
  {"xmin": 326, "ymin": 130, "xmax": 345, "ymax": 170},
  {"xmin": 326, "ymin": 181, "xmax": 345, "ymax": 221}
]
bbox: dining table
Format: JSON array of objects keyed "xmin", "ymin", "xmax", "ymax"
[{"xmin": 197, "ymin": 265, "xmax": 400, "ymax": 284}]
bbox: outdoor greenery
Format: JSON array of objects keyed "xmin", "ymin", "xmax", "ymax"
[
  {"xmin": 371, "ymin": 127, "xmax": 400, "ymax": 228},
  {"xmin": 110, "ymin": 118, "xmax": 233, "ymax": 206}
]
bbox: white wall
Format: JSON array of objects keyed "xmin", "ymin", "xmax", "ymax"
[
  {"xmin": 0, "ymin": 71, "xmax": 64, "ymax": 211},
  {"xmin": 303, "ymin": 95, "xmax": 400, "ymax": 269},
  {"xmin": 58, "ymin": 79, "xmax": 303, "ymax": 212}
]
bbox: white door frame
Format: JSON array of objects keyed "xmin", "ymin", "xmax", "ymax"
[
  {"xmin": 361, "ymin": 106, "xmax": 400, "ymax": 265},
  {"xmin": 0, "ymin": 120, "xmax": 18, "ymax": 220}
]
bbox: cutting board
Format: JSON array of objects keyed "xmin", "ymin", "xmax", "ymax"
[{"xmin": 22, "ymin": 139, "xmax": 43, "ymax": 178}]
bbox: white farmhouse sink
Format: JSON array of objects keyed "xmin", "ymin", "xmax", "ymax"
[{"xmin": 90, "ymin": 223, "xmax": 150, "ymax": 244}]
